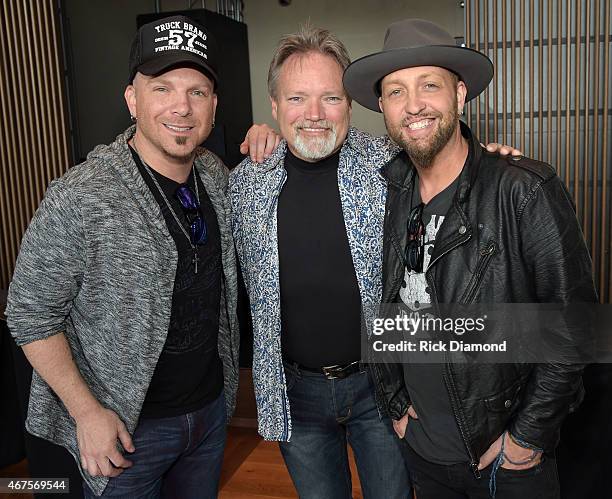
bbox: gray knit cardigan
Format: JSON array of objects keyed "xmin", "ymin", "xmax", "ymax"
[{"xmin": 6, "ymin": 126, "xmax": 239, "ymax": 495}]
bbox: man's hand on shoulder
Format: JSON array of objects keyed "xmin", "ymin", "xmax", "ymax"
[
  {"xmin": 239, "ymin": 124, "xmax": 281, "ymax": 163},
  {"xmin": 483, "ymin": 142, "xmax": 523, "ymax": 157},
  {"xmin": 75, "ymin": 404, "xmax": 135, "ymax": 477}
]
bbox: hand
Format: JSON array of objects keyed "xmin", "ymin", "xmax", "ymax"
[
  {"xmin": 239, "ymin": 123, "xmax": 281, "ymax": 163},
  {"xmin": 482, "ymin": 142, "xmax": 523, "ymax": 157},
  {"xmin": 392, "ymin": 405, "xmax": 418, "ymax": 439},
  {"xmin": 75, "ymin": 405, "xmax": 135, "ymax": 477},
  {"xmin": 478, "ymin": 432, "xmax": 542, "ymax": 471}
]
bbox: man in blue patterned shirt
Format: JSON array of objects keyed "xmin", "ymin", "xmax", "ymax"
[
  {"xmin": 230, "ymin": 25, "xmax": 410, "ymax": 499},
  {"xmin": 231, "ymin": 24, "xmax": 518, "ymax": 499}
]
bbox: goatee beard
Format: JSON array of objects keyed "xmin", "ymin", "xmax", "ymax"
[
  {"xmin": 292, "ymin": 120, "xmax": 338, "ymax": 160},
  {"xmin": 168, "ymin": 135, "xmax": 195, "ymax": 162},
  {"xmin": 386, "ymin": 107, "xmax": 458, "ymax": 168}
]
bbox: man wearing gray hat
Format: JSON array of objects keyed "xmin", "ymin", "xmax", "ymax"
[
  {"xmin": 6, "ymin": 15, "xmax": 238, "ymax": 498},
  {"xmin": 344, "ymin": 18, "xmax": 597, "ymax": 498}
]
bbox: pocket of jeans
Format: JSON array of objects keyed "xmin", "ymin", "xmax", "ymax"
[{"xmin": 285, "ymin": 369, "xmax": 298, "ymax": 392}]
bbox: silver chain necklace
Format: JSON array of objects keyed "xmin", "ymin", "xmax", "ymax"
[{"xmin": 132, "ymin": 141, "xmax": 202, "ymax": 274}]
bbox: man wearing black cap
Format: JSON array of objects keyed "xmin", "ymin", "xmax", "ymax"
[
  {"xmin": 344, "ymin": 18, "xmax": 597, "ymax": 498},
  {"xmin": 6, "ymin": 15, "xmax": 238, "ymax": 498}
]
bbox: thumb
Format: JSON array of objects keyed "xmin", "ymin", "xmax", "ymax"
[
  {"xmin": 408, "ymin": 405, "xmax": 419, "ymax": 419},
  {"xmin": 117, "ymin": 422, "xmax": 135, "ymax": 453},
  {"xmin": 392, "ymin": 419, "xmax": 406, "ymax": 439},
  {"xmin": 478, "ymin": 435, "xmax": 502, "ymax": 470},
  {"xmin": 478, "ymin": 448, "xmax": 496, "ymax": 470},
  {"xmin": 239, "ymin": 140, "xmax": 248, "ymax": 154}
]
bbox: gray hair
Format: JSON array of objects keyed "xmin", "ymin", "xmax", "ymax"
[{"xmin": 267, "ymin": 24, "xmax": 351, "ymax": 99}]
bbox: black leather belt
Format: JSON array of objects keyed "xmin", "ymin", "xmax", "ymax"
[{"xmin": 285, "ymin": 359, "xmax": 362, "ymax": 380}]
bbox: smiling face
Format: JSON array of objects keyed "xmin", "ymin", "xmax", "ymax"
[
  {"xmin": 271, "ymin": 51, "xmax": 351, "ymax": 162},
  {"xmin": 124, "ymin": 66, "xmax": 217, "ymax": 166},
  {"xmin": 378, "ymin": 66, "xmax": 466, "ymax": 167}
]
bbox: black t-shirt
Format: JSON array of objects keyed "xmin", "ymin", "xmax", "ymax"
[
  {"xmin": 130, "ymin": 147, "xmax": 223, "ymax": 418},
  {"xmin": 399, "ymin": 173, "xmax": 468, "ymax": 465},
  {"xmin": 277, "ymin": 148, "xmax": 362, "ymax": 368}
]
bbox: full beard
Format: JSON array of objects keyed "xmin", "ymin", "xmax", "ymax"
[
  {"xmin": 386, "ymin": 108, "xmax": 458, "ymax": 168},
  {"xmin": 292, "ymin": 121, "xmax": 338, "ymax": 160}
]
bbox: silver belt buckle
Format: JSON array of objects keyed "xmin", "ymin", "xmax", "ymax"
[{"xmin": 321, "ymin": 364, "xmax": 342, "ymax": 379}]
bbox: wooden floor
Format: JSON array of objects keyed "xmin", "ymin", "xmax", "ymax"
[
  {"xmin": 220, "ymin": 428, "xmax": 362, "ymax": 499},
  {"xmin": 0, "ymin": 427, "xmax": 363, "ymax": 498}
]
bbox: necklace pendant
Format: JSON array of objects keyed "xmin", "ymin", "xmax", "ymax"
[{"xmin": 193, "ymin": 250, "xmax": 200, "ymax": 274}]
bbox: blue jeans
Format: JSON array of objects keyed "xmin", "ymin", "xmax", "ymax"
[
  {"xmin": 279, "ymin": 362, "xmax": 411, "ymax": 499},
  {"xmin": 83, "ymin": 391, "xmax": 226, "ymax": 499}
]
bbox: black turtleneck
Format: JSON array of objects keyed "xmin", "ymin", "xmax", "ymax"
[{"xmin": 277, "ymin": 147, "xmax": 362, "ymax": 368}]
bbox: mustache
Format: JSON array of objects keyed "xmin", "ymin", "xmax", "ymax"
[{"xmin": 295, "ymin": 120, "xmax": 335, "ymax": 130}]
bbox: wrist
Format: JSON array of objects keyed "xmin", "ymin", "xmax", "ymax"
[
  {"xmin": 69, "ymin": 395, "xmax": 103, "ymax": 423},
  {"xmin": 507, "ymin": 431, "xmax": 543, "ymax": 453},
  {"xmin": 502, "ymin": 432, "xmax": 541, "ymax": 466}
]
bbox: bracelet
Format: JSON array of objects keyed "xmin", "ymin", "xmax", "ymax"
[
  {"xmin": 503, "ymin": 433, "xmax": 541, "ymax": 465},
  {"xmin": 507, "ymin": 431, "xmax": 543, "ymax": 452}
]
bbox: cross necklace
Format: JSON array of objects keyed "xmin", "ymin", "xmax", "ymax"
[{"xmin": 133, "ymin": 142, "xmax": 202, "ymax": 274}]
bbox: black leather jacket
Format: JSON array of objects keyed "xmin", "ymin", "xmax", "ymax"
[{"xmin": 371, "ymin": 122, "xmax": 597, "ymax": 477}]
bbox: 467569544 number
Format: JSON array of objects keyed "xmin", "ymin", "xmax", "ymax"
[{"xmin": 0, "ymin": 478, "xmax": 69, "ymax": 494}]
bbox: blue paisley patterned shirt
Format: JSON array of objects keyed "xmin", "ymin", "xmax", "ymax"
[{"xmin": 229, "ymin": 127, "xmax": 399, "ymax": 441}]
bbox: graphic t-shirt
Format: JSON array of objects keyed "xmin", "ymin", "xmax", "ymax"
[
  {"xmin": 131, "ymin": 147, "xmax": 224, "ymax": 419},
  {"xmin": 400, "ymin": 174, "xmax": 469, "ymax": 465}
]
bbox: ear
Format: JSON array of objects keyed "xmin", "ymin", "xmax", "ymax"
[
  {"xmin": 212, "ymin": 93, "xmax": 218, "ymax": 122},
  {"xmin": 378, "ymin": 96, "xmax": 384, "ymax": 114},
  {"xmin": 456, "ymin": 80, "xmax": 467, "ymax": 113},
  {"xmin": 124, "ymin": 85, "xmax": 137, "ymax": 119},
  {"xmin": 270, "ymin": 95, "xmax": 278, "ymax": 122}
]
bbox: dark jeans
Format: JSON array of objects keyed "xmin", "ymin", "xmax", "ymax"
[
  {"xmin": 279, "ymin": 362, "xmax": 411, "ymax": 499},
  {"xmin": 402, "ymin": 440, "xmax": 560, "ymax": 499},
  {"xmin": 83, "ymin": 391, "xmax": 226, "ymax": 499}
]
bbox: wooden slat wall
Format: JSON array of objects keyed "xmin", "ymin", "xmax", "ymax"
[
  {"xmin": 0, "ymin": 0, "xmax": 70, "ymax": 290},
  {"xmin": 465, "ymin": 0, "xmax": 612, "ymax": 303}
]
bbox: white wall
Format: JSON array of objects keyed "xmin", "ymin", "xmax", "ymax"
[{"xmin": 243, "ymin": 0, "xmax": 464, "ymax": 136}]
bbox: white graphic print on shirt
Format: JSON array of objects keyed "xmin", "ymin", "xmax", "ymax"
[{"xmin": 399, "ymin": 214, "xmax": 445, "ymax": 312}]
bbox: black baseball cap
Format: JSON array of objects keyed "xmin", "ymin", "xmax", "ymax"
[{"xmin": 128, "ymin": 15, "xmax": 219, "ymax": 87}]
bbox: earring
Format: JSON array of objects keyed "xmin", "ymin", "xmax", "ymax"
[
  {"xmin": 211, "ymin": 120, "xmax": 215, "ymax": 128},
  {"xmin": 130, "ymin": 115, "xmax": 137, "ymax": 122}
]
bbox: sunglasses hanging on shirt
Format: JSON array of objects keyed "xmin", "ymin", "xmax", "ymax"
[
  {"xmin": 405, "ymin": 202, "xmax": 425, "ymax": 273},
  {"xmin": 175, "ymin": 184, "xmax": 208, "ymax": 246}
]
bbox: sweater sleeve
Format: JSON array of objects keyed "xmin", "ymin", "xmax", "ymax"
[{"xmin": 6, "ymin": 178, "xmax": 86, "ymax": 346}]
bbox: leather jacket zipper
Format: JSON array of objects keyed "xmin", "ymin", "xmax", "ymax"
[
  {"xmin": 390, "ymin": 203, "xmax": 480, "ymax": 473},
  {"xmin": 423, "ymin": 230, "xmax": 482, "ymax": 479},
  {"xmin": 461, "ymin": 240, "xmax": 497, "ymax": 304},
  {"xmin": 444, "ymin": 359, "xmax": 482, "ymax": 479},
  {"xmin": 427, "ymin": 231, "xmax": 472, "ymax": 270}
]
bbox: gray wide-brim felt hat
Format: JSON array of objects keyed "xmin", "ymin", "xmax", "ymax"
[{"xmin": 343, "ymin": 18, "xmax": 493, "ymax": 112}]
